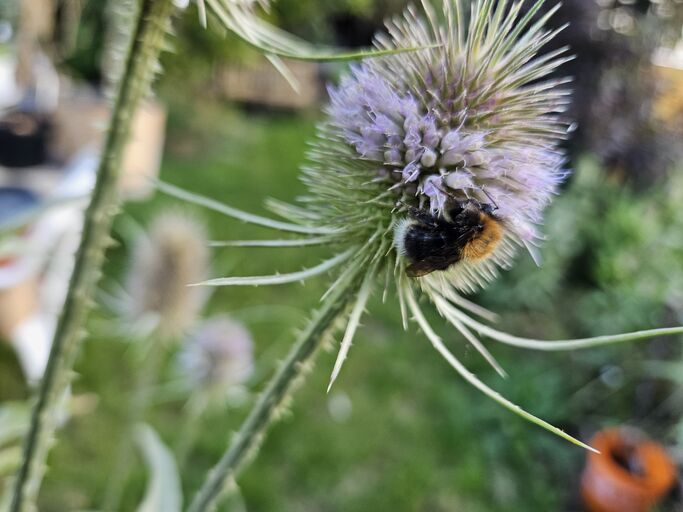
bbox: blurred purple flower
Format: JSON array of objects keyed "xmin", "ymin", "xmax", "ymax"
[{"xmin": 179, "ymin": 316, "xmax": 254, "ymax": 391}]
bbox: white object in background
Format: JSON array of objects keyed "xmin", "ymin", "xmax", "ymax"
[
  {"xmin": 0, "ymin": 55, "xmax": 21, "ymax": 110},
  {"xmin": 0, "ymin": 49, "xmax": 59, "ymax": 114},
  {"xmin": 20, "ymin": 51, "xmax": 60, "ymax": 114},
  {"xmin": 0, "ymin": 149, "xmax": 95, "ymax": 288},
  {"xmin": 0, "ymin": 54, "xmax": 22, "ymax": 111},
  {"xmin": 1, "ymin": 148, "xmax": 97, "ymax": 384},
  {"xmin": 9, "ymin": 313, "xmax": 51, "ymax": 385},
  {"xmin": 653, "ymin": 42, "xmax": 683, "ymax": 70}
]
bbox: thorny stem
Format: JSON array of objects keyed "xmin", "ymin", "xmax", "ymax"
[
  {"xmin": 187, "ymin": 268, "xmax": 366, "ymax": 512},
  {"xmin": 9, "ymin": 1, "xmax": 174, "ymax": 510}
]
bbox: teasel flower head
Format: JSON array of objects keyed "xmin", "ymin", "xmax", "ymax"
[
  {"xmin": 178, "ymin": 315, "xmax": 254, "ymax": 394},
  {"xmin": 160, "ymin": 0, "xmax": 683, "ymax": 452},
  {"xmin": 124, "ymin": 210, "xmax": 210, "ymax": 341}
]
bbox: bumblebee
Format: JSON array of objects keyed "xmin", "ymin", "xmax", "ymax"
[{"xmin": 394, "ymin": 199, "xmax": 504, "ymax": 278}]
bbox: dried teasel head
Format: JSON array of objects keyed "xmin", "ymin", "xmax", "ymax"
[{"xmin": 125, "ymin": 210, "xmax": 210, "ymax": 341}]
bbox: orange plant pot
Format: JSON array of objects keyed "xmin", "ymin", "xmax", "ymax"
[{"xmin": 581, "ymin": 428, "xmax": 677, "ymax": 512}]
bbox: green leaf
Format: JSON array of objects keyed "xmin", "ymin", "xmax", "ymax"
[
  {"xmin": 135, "ymin": 424, "xmax": 183, "ymax": 512},
  {"xmin": 0, "ymin": 403, "xmax": 29, "ymax": 478},
  {"xmin": 0, "ymin": 480, "xmax": 14, "ymax": 511},
  {"xmin": 0, "ymin": 402, "xmax": 30, "ymax": 448},
  {"xmin": 0, "ymin": 446, "xmax": 22, "ymax": 477},
  {"xmin": 204, "ymin": 0, "xmax": 437, "ymax": 62}
]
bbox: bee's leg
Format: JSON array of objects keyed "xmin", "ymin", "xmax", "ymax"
[
  {"xmin": 478, "ymin": 202, "xmax": 496, "ymax": 215},
  {"xmin": 446, "ymin": 199, "xmax": 473, "ymax": 219},
  {"xmin": 406, "ymin": 260, "xmax": 437, "ymax": 278},
  {"xmin": 480, "ymin": 187, "xmax": 499, "ymax": 212},
  {"xmin": 407, "ymin": 206, "xmax": 440, "ymax": 226}
]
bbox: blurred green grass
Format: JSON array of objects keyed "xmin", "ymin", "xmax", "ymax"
[{"xmin": 2, "ymin": 93, "xmax": 681, "ymax": 511}]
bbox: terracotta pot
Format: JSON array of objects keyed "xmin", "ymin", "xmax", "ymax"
[{"xmin": 581, "ymin": 428, "xmax": 677, "ymax": 512}]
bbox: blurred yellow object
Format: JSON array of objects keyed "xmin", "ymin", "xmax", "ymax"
[
  {"xmin": 52, "ymin": 97, "xmax": 167, "ymax": 200},
  {"xmin": 119, "ymin": 101, "xmax": 167, "ymax": 200},
  {"xmin": 653, "ymin": 64, "xmax": 683, "ymax": 130},
  {"xmin": 15, "ymin": 0, "xmax": 54, "ymax": 88},
  {"xmin": 0, "ymin": 277, "xmax": 36, "ymax": 338},
  {"xmin": 219, "ymin": 58, "xmax": 320, "ymax": 109}
]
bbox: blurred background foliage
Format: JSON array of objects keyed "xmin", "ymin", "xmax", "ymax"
[{"xmin": 1, "ymin": 0, "xmax": 682, "ymax": 510}]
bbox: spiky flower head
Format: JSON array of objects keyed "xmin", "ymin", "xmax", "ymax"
[
  {"xmin": 178, "ymin": 315, "xmax": 254, "ymax": 394},
  {"xmin": 124, "ymin": 210, "xmax": 210, "ymax": 340},
  {"xmin": 163, "ymin": 0, "xmax": 683, "ymax": 451},
  {"xmin": 322, "ymin": 0, "xmax": 571, "ymax": 292}
]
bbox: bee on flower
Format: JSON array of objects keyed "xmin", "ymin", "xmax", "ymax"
[{"xmin": 161, "ymin": 0, "xmax": 683, "ymax": 452}]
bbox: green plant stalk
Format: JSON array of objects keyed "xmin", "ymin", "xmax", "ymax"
[
  {"xmin": 102, "ymin": 340, "xmax": 167, "ymax": 511},
  {"xmin": 187, "ymin": 270, "xmax": 366, "ymax": 512},
  {"xmin": 9, "ymin": 1, "xmax": 175, "ymax": 510},
  {"xmin": 175, "ymin": 391, "xmax": 210, "ymax": 470}
]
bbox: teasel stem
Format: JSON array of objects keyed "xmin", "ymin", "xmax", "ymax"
[
  {"xmin": 187, "ymin": 263, "xmax": 369, "ymax": 512},
  {"xmin": 9, "ymin": 1, "xmax": 175, "ymax": 510},
  {"xmin": 102, "ymin": 341, "xmax": 166, "ymax": 511},
  {"xmin": 175, "ymin": 392, "xmax": 211, "ymax": 470}
]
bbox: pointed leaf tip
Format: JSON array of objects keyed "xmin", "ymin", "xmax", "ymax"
[{"xmin": 406, "ymin": 284, "xmax": 596, "ymax": 452}]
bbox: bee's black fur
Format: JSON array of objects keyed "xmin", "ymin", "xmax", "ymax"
[{"xmin": 401, "ymin": 200, "xmax": 495, "ymax": 277}]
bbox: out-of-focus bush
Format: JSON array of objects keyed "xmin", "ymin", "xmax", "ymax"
[
  {"xmin": 470, "ymin": 159, "xmax": 683, "ymax": 464},
  {"xmin": 482, "ymin": 159, "xmax": 683, "ymax": 335},
  {"xmin": 271, "ymin": 0, "xmax": 405, "ymax": 46},
  {"xmin": 521, "ymin": 0, "xmax": 682, "ymax": 187},
  {"xmin": 57, "ymin": 0, "xmax": 107, "ymax": 83}
]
